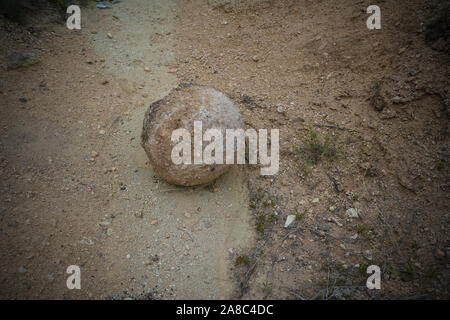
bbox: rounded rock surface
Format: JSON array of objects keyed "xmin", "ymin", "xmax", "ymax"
[{"xmin": 141, "ymin": 83, "xmax": 243, "ymax": 186}]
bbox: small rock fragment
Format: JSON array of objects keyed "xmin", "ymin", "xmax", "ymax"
[
  {"xmin": 284, "ymin": 215, "xmax": 296, "ymax": 228},
  {"xmin": 436, "ymin": 249, "xmax": 445, "ymax": 257},
  {"xmin": 7, "ymin": 51, "xmax": 40, "ymax": 69},
  {"xmin": 276, "ymin": 105, "xmax": 285, "ymax": 114},
  {"xmin": 364, "ymin": 250, "xmax": 373, "ymax": 261},
  {"xmin": 345, "ymin": 208, "xmax": 359, "ymax": 218}
]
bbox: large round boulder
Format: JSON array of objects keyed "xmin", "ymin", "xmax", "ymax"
[{"xmin": 141, "ymin": 83, "xmax": 244, "ymax": 186}]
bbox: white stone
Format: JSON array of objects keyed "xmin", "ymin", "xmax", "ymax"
[{"xmin": 284, "ymin": 215, "xmax": 296, "ymax": 228}]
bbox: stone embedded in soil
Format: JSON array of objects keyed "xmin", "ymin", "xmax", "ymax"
[
  {"xmin": 284, "ymin": 215, "xmax": 296, "ymax": 228},
  {"xmin": 18, "ymin": 267, "xmax": 27, "ymax": 274},
  {"xmin": 140, "ymin": 83, "xmax": 244, "ymax": 186},
  {"xmin": 6, "ymin": 51, "xmax": 40, "ymax": 70},
  {"xmin": 436, "ymin": 249, "xmax": 445, "ymax": 257},
  {"xmin": 345, "ymin": 208, "xmax": 359, "ymax": 218}
]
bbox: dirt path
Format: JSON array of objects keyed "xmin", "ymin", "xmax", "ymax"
[{"xmin": 0, "ymin": 0, "xmax": 253, "ymax": 299}]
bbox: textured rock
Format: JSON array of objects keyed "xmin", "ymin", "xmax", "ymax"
[
  {"xmin": 345, "ymin": 208, "xmax": 359, "ymax": 218},
  {"xmin": 141, "ymin": 83, "xmax": 244, "ymax": 186}
]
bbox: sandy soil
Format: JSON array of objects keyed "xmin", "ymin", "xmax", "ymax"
[
  {"xmin": 0, "ymin": 0, "xmax": 449, "ymax": 300},
  {"xmin": 0, "ymin": 0, "xmax": 252, "ymax": 299},
  {"xmin": 173, "ymin": 0, "xmax": 449, "ymax": 299}
]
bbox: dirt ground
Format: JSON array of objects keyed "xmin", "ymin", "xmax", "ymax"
[{"xmin": 0, "ymin": 0, "xmax": 449, "ymax": 299}]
